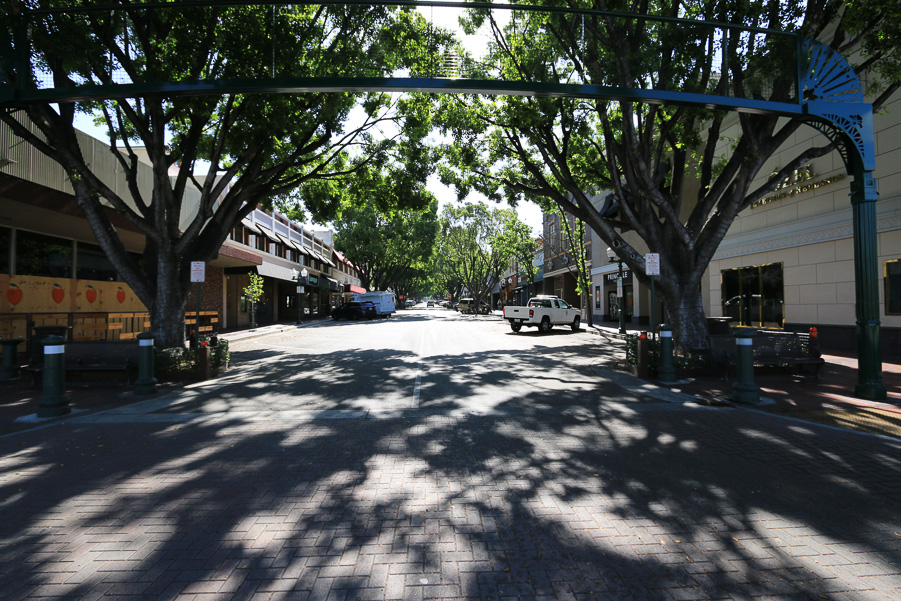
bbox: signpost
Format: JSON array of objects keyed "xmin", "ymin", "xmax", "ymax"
[
  {"xmin": 190, "ymin": 261, "xmax": 205, "ymax": 343},
  {"xmin": 645, "ymin": 253, "xmax": 660, "ymax": 338}
]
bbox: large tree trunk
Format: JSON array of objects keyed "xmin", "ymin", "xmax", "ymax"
[
  {"xmin": 662, "ymin": 281, "xmax": 709, "ymax": 352},
  {"xmin": 151, "ymin": 288, "xmax": 191, "ymax": 349},
  {"xmin": 147, "ymin": 243, "xmax": 191, "ymax": 349}
]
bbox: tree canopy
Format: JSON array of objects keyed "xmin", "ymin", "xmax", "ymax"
[
  {"xmin": 435, "ymin": 0, "xmax": 900, "ymax": 349},
  {"xmin": 331, "ymin": 163, "xmax": 439, "ymax": 297},
  {"xmin": 433, "ymin": 202, "xmax": 533, "ymax": 311},
  {"xmin": 1, "ymin": 1, "xmax": 449, "ymax": 346}
]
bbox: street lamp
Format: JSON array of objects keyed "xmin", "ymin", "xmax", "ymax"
[
  {"xmin": 292, "ymin": 268, "xmax": 308, "ymax": 325},
  {"xmin": 606, "ymin": 247, "xmax": 626, "ymax": 334}
]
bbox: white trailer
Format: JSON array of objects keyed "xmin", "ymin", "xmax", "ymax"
[{"xmin": 352, "ymin": 291, "xmax": 397, "ymax": 317}]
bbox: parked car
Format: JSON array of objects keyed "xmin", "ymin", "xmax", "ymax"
[
  {"xmin": 457, "ymin": 298, "xmax": 490, "ymax": 314},
  {"xmin": 332, "ymin": 301, "xmax": 376, "ymax": 321},
  {"xmin": 426, "ymin": 300, "xmax": 435, "ymax": 307}
]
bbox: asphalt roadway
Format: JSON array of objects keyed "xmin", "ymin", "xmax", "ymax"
[{"xmin": 1, "ymin": 308, "xmax": 900, "ymax": 600}]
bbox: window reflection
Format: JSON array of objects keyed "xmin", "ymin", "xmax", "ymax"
[
  {"xmin": 721, "ymin": 263, "xmax": 784, "ymax": 328},
  {"xmin": 16, "ymin": 230, "xmax": 72, "ymax": 278}
]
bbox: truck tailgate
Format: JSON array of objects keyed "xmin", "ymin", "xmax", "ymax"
[{"xmin": 504, "ymin": 306, "xmax": 528, "ymax": 319}]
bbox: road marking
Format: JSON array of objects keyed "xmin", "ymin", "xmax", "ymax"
[{"xmin": 412, "ymin": 328, "xmax": 427, "ymax": 409}]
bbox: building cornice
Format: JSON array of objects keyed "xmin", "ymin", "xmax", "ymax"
[{"xmin": 713, "ymin": 196, "xmax": 900, "ymax": 260}]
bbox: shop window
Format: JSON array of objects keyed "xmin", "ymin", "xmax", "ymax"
[
  {"xmin": 240, "ymin": 295, "xmax": 247, "ymax": 312},
  {"xmin": 721, "ymin": 262, "xmax": 784, "ymax": 328},
  {"xmin": 886, "ymin": 260, "xmax": 901, "ymax": 315},
  {"xmin": 16, "ymin": 230, "xmax": 73, "ymax": 278},
  {"xmin": 595, "ymin": 285, "xmax": 601, "ymax": 309},
  {"xmin": 0, "ymin": 226, "xmax": 10, "ymax": 274},
  {"xmin": 76, "ymin": 242, "xmax": 118, "ymax": 281}
]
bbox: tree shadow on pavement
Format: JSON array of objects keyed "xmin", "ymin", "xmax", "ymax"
[{"xmin": 0, "ymin": 341, "xmax": 899, "ymax": 600}]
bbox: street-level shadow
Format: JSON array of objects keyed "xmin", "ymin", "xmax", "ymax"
[{"xmin": 1, "ymin": 342, "xmax": 900, "ymax": 599}]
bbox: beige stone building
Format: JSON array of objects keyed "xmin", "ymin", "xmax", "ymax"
[{"xmin": 702, "ymin": 90, "xmax": 901, "ymax": 354}]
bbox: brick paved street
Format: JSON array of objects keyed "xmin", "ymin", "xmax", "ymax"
[
  {"xmin": 3, "ymin": 401, "xmax": 901, "ymax": 600},
  {"xmin": 1, "ymin": 314, "xmax": 900, "ymax": 600}
]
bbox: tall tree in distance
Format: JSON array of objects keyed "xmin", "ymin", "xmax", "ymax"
[
  {"xmin": 434, "ymin": 202, "xmax": 531, "ymax": 312},
  {"xmin": 331, "ymin": 162, "xmax": 439, "ymax": 295}
]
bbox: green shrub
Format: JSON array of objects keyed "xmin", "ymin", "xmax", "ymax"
[
  {"xmin": 154, "ymin": 337, "xmax": 229, "ymax": 381},
  {"xmin": 625, "ymin": 333, "xmax": 710, "ymax": 376},
  {"xmin": 155, "ymin": 346, "xmax": 198, "ymax": 380},
  {"xmin": 210, "ymin": 338, "xmax": 229, "ymax": 370}
]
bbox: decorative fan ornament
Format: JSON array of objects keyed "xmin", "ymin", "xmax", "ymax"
[{"xmin": 800, "ymin": 40, "xmax": 863, "ymax": 103}]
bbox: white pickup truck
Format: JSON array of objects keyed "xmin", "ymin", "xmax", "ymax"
[{"xmin": 503, "ymin": 296, "xmax": 582, "ymax": 333}]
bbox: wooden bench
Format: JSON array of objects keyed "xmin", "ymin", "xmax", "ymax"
[
  {"xmin": 28, "ymin": 341, "xmax": 140, "ymax": 386},
  {"xmin": 708, "ymin": 331, "xmax": 825, "ymax": 381}
]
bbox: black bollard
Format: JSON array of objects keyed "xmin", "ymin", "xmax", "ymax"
[
  {"xmin": 134, "ymin": 332, "xmax": 157, "ymax": 396},
  {"xmin": 0, "ymin": 338, "xmax": 23, "ymax": 381},
  {"xmin": 732, "ymin": 329, "xmax": 761, "ymax": 404},
  {"xmin": 37, "ymin": 335, "xmax": 70, "ymax": 417},
  {"xmin": 657, "ymin": 325, "xmax": 678, "ymax": 383}
]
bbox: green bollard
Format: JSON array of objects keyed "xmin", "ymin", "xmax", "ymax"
[
  {"xmin": 134, "ymin": 332, "xmax": 157, "ymax": 396},
  {"xmin": 0, "ymin": 338, "xmax": 23, "ymax": 381},
  {"xmin": 732, "ymin": 329, "xmax": 761, "ymax": 404},
  {"xmin": 37, "ymin": 335, "xmax": 70, "ymax": 418},
  {"xmin": 657, "ymin": 325, "xmax": 678, "ymax": 383}
]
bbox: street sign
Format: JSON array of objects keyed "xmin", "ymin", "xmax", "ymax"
[
  {"xmin": 190, "ymin": 261, "xmax": 206, "ymax": 283},
  {"xmin": 297, "ymin": 286, "xmax": 305, "ymax": 293},
  {"xmin": 645, "ymin": 253, "xmax": 660, "ymax": 276}
]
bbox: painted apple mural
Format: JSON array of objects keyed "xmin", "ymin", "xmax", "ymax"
[
  {"xmin": 7, "ymin": 283, "xmax": 22, "ymax": 306},
  {"xmin": 85, "ymin": 285, "xmax": 97, "ymax": 304},
  {"xmin": 117, "ymin": 287, "xmax": 126, "ymax": 303},
  {"xmin": 51, "ymin": 283, "xmax": 65, "ymax": 304}
]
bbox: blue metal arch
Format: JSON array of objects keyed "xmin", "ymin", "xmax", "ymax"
[{"xmin": 0, "ymin": 2, "xmax": 885, "ymax": 399}]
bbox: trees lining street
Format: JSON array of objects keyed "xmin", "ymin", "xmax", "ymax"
[{"xmin": 3, "ymin": 1, "xmax": 897, "ymax": 355}]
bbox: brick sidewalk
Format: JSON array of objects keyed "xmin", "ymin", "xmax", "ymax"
[{"xmin": 1, "ymin": 403, "xmax": 900, "ymax": 600}]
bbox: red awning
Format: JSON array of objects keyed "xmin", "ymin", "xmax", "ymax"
[{"xmin": 349, "ymin": 285, "xmax": 366, "ymax": 294}]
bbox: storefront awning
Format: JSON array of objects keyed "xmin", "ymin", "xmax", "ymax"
[
  {"xmin": 324, "ymin": 276, "xmax": 340, "ymax": 291},
  {"xmin": 348, "ymin": 285, "xmax": 366, "ymax": 294},
  {"xmin": 311, "ymin": 249, "xmax": 336, "ymax": 267},
  {"xmin": 255, "ymin": 224, "xmax": 280, "ymax": 243},
  {"xmin": 256, "ymin": 261, "xmax": 298, "ymax": 283},
  {"xmin": 275, "ymin": 232, "xmax": 301, "ymax": 251},
  {"xmin": 289, "ymin": 241, "xmax": 313, "ymax": 256},
  {"xmin": 241, "ymin": 219, "xmax": 262, "ymax": 235}
]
